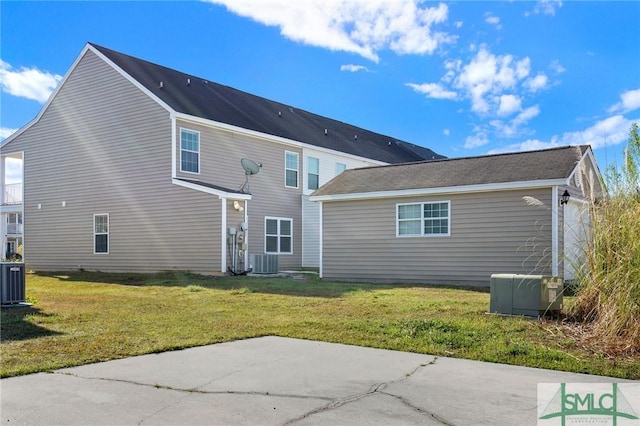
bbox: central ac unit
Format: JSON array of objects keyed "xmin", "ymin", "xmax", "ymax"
[
  {"xmin": 489, "ymin": 274, "xmax": 563, "ymax": 317},
  {"xmin": 251, "ymin": 254, "xmax": 279, "ymax": 274}
]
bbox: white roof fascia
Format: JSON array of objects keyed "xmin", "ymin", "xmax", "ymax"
[
  {"xmin": 1, "ymin": 43, "xmax": 177, "ymax": 150},
  {"xmin": 567, "ymin": 146, "xmax": 603, "ymax": 185},
  {"xmin": 173, "ymin": 112, "xmax": 390, "ymax": 166},
  {"xmin": 309, "ymin": 178, "xmax": 569, "ymax": 202},
  {"xmin": 87, "ymin": 44, "xmax": 175, "ymax": 115},
  {"xmin": 172, "ymin": 178, "xmax": 252, "ymax": 200},
  {"xmin": 1, "ymin": 45, "xmax": 92, "ymax": 149}
]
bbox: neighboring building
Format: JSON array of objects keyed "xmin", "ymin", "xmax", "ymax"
[
  {"xmin": 0, "ymin": 165, "xmax": 23, "ymax": 260},
  {"xmin": 0, "ymin": 43, "xmax": 441, "ymax": 274},
  {"xmin": 310, "ymin": 146, "xmax": 604, "ymax": 285}
]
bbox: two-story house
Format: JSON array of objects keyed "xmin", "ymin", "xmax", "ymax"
[{"xmin": 0, "ymin": 43, "xmax": 442, "ymax": 274}]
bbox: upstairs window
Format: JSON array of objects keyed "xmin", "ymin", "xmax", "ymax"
[
  {"xmin": 94, "ymin": 214, "xmax": 109, "ymax": 254},
  {"xmin": 336, "ymin": 162, "xmax": 347, "ymax": 175},
  {"xmin": 180, "ymin": 129, "xmax": 200, "ymax": 173},
  {"xmin": 308, "ymin": 157, "xmax": 319, "ymax": 190},
  {"xmin": 265, "ymin": 217, "xmax": 293, "ymax": 254},
  {"xmin": 285, "ymin": 151, "xmax": 299, "ymax": 188},
  {"xmin": 397, "ymin": 201, "xmax": 450, "ymax": 237}
]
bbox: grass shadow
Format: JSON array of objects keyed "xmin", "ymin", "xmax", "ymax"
[
  {"xmin": 0, "ymin": 305, "xmax": 64, "ymax": 341},
  {"xmin": 33, "ymin": 271, "xmax": 489, "ymax": 298}
]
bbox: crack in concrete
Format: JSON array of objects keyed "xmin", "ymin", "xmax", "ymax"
[
  {"xmin": 283, "ymin": 357, "xmax": 454, "ymax": 426},
  {"xmin": 54, "ymin": 370, "xmax": 334, "ymax": 402},
  {"xmin": 56, "ymin": 356, "xmax": 454, "ymax": 425},
  {"xmin": 379, "ymin": 391, "xmax": 456, "ymax": 426}
]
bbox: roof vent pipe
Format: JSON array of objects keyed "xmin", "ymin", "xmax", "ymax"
[
  {"xmin": 159, "ymin": 81, "xmax": 163, "ymax": 89},
  {"xmin": 324, "ymin": 129, "xmax": 328, "ymax": 135},
  {"xmin": 278, "ymin": 111, "xmax": 282, "ymax": 117},
  {"xmin": 354, "ymin": 135, "xmax": 358, "ymax": 140},
  {"xmin": 187, "ymin": 78, "xmax": 191, "ymax": 86}
]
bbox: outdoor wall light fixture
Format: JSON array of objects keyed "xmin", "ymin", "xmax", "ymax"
[
  {"xmin": 233, "ymin": 200, "xmax": 244, "ymax": 212},
  {"xmin": 560, "ymin": 189, "xmax": 570, "ymax": 205}
]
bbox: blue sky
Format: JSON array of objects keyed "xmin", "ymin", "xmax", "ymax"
[{"xmin": 1, "ymin": 1, "xmax": 639, "ymax": 181}]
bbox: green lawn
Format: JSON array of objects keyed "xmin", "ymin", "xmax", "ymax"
[{"xmin": 1, "ymin": 271, "xmax": 637, "ymax": 379}]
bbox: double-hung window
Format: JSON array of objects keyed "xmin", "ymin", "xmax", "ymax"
[
  {"xmin": 397, "ymin": 201, "xmax": 450, "ymax": 237},
  {"xmin": 94, "ymin": 214, "xmax": 109, "ymax": 254},
  {"xmin": 180, "ymin": 129, "xmax": 200, "ymax": 173},
  {"xmin": 285, "ymin": 152, "xmax": 298, "ymax": 188},
  {"xmin": 265, "ymin": 217, "xmax": 292, "ymax": 254},
  {"xmin": 308, "ymin": 157, "xmax": 319, "ymax": 190}
]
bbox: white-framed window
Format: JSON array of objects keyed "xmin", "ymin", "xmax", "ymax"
[
  {"xmin": 308, "ymin": 156, "xmax": 319, "ymax": 190},
  {"xmin": 397, "ymin": 201, "xmax": 450, "ymax": 237},
  {"xmin": 94, "ymin": 213, "xmax": 109, "ymax": 254},
  {"xmin": 285, "ymin": 151, "xmax": 299, "ymax": 188},
  {"xmin": 336, "ymin": 162, "xmax": 347, "ymax": 176},
  {"xmin": 180, "ymin": 128, "xmax": 200, "ymax": 173},
  {"xmin": 265, "ymin": 217, "xmax": 293, "ymax": 254}
]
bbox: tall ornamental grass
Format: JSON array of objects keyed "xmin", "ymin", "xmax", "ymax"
[{"xmin": 569, "ymin": 123, "xmax": 640, "ymax": 354}]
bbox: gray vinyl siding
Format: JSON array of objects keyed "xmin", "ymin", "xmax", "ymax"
[
  {"xmin": 302, "ymin": 195, "xmax": 320, "ymax": 267},
  {"xmin": 10, "ymin": 50, "xmax": 223, "ymax": 273},
  {"xmin": 175, "ymin": 121, "xmax": 303, "ymax": 269},
  {"xmin": 321, "ymin": 188, "xmax": 553, "ymax": 285}
]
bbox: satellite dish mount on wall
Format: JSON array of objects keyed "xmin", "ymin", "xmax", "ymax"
[{"xmin": 239, "ymin": 158, "xmax": 262, "ymax": 194}]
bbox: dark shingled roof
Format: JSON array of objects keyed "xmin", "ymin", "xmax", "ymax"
[
  {"xmin": 312, "ymin": 145, "xmax": 590, "ymax": 197},
  {"xmin": 89, "ymin": 43, "xmax": 444, "ymax": 164}
]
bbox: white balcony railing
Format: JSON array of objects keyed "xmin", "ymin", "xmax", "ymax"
[
  {"xmin": 7, "ymin": 223, "xmax": 23, "ymax": 235},
  {"xmin": 3, "ymin": 183, "xmax": 22, "ymax": 205}
]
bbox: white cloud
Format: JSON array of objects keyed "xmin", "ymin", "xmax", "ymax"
[
  {"xmin": 484, "ymin": 13, "xmax": 501, "ymax": 30},
  {"xmin": 497, "ymin": 94, "xmax": 522, "ymax": 117},
  {"xmin": 454, "ymin": 21, "xmax": 463, "ymax": 29},
  {"xmin": 526, "ymin": 0, "xmax": 563, "ymax": 17},
  {"xmin": 514, "ymin": 105, "xmax": 541, "ymax": 125},
  {"xmin": 464, "ymin": 126, "xmax": 490, "ymax": 149},
  {"xmin": 0, "ymin": 59, "xmax": 62, "ymax": 103},
  {"xmin": 488, "ymin": 115, "xmax": 633, "ymax": 154},
  {"xmin": 406, "ymin": 82, "xmax": 457, "ymax": 100},
  {"xmin": 0, "ymin": 127, "xmax": 17, "ymax": 140},
  {"xmin": 443, "ymin": 128, "xmax": 450, "ymax": 136},
  {"xmin": 408, "ymin": 45, "xmax": 548, "ymax": 145},
  {"xmin": 550, "ymin": 59, "xmax": 565, "ymax": 74},
  {"xmin": 608, "ymin": 88, "xmax": 640, "ymax": 113},
  {"xmin": 491, "ymin": 105, "xmax": 540, "ymax": 137},
  {"xmin": 453, "ymin": 45, "xmax": 532, "ymax": 114},
  {"xmin": 207, "ymin": 0, "xmax": 455, "ymax": 63},
  {"xmin": 340, "ymin": 64, "xmax": 369, "ymax": 72},
  {"xmin": 524, "ymin": 73, "xmax": 549, "ymax": 92}
]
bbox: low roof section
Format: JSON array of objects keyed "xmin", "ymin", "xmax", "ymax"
[
  {"xmin": 311, "ymin": 145, "xmax": 598, "ymax": 200},
  {"xmin": 90, "ymin": 43, "xmax": 443, "ymax": 165}
]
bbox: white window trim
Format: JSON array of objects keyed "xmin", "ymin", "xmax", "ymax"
[
  {"xmin": 93, "ymin": 213, "xmax": 109, "ymax": 254},
  {"xmin": 284, "ymin": 151, "xmax": 299, "ymax": 188},
  {"xmin": 308, "ymin": 156, "xmax": 319, "ymax": 190},
  {"xmin": 264, "ymin": 216, "xmax": 293, "ymax": 255},
  {"xmin": 179, "ymin": 128, "xmax": 200, "ymax": 175},
  {"xmin": 396, "ymin": 201, "xmax": 451, "ymax": 237}
]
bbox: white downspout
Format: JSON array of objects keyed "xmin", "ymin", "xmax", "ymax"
[
  {"xmin": 221, "ymin": 198, "xmax": 227, "ymax": 274},
  {"xmin": 551, "ymin": 186, "xmax": 559, "ymax": 276},
  {"xmin": 318, "ymin": 201, "xmax": 323, "ymax": 278},
  {"xmin": 171, "ymin": 114, "xmax": 177, "ymax": 178},
  {"xmin": 244, "ymin": 200, "xmax": 249, "ymax": 272}
]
